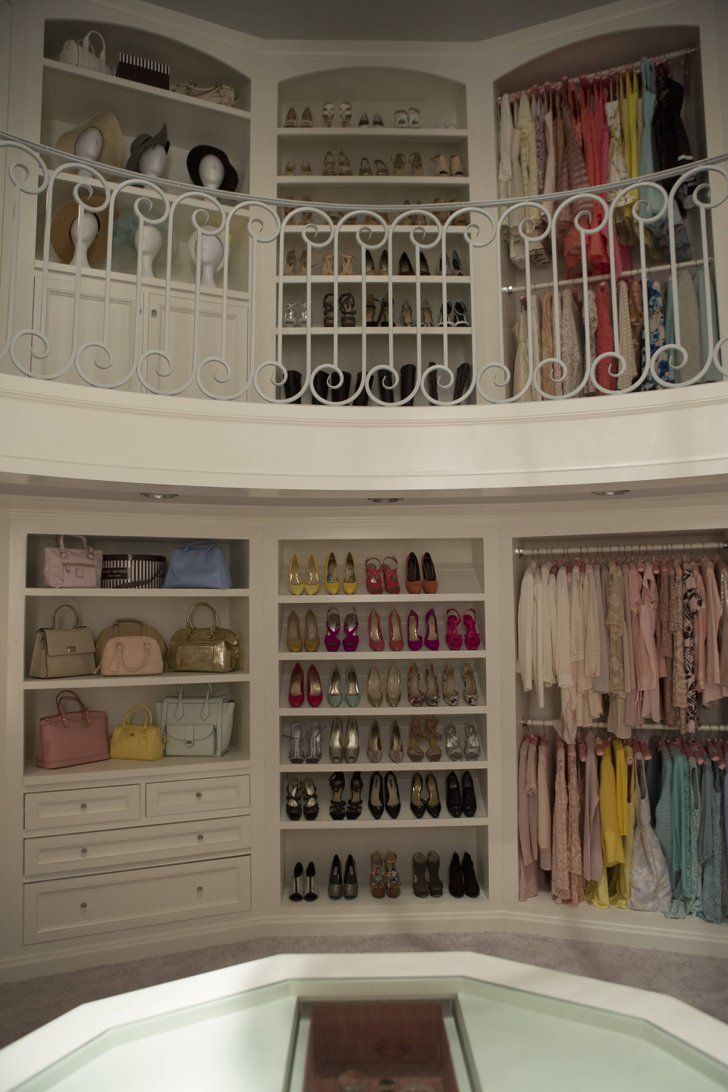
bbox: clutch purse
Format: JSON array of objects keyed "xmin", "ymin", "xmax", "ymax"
[
  {"xmin": 167, "ymin": 602, "xmax": 241, "ymax": 674},
  {"xmin": 43, "ymin": 535, "xmax": 102, "ymax": 588},
  {"xmin": 109, "ymin": 704, "xmax": 164, "ymax": 761},
  {"xmin": 29, "ymin": 604, "xmax": 96, "ymax": 679},
  {"xmin": 163, "ymin": 541, "xmax": 232, "ymax": 589},
  {"xmin": 36, "ymin": 690, "xmax": 109, "ymax": 769},
  {"xmin": 156, "ymin": 684, "xmax": 235, "ymax": 757}
]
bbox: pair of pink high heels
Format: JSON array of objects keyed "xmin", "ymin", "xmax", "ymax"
[{"xmin": 445, "ymin": 608, "xmax": 481, "ymax": 650}]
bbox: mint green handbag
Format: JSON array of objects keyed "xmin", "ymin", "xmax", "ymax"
[{"xmin": 156, "ymin": 685, "xmax": 234, "ymax": 757}]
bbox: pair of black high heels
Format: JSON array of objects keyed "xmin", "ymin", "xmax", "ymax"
[
  {"xmin": 446, "ymin": 770, "xmax": 477, "ymax": 817},
  {"xmin": 289, "ymin": 860, "xmax": 317, "ymax": 901},
  {"xmin": 329, "ymin": 771, "xmax": 363, "ymax": 820},
  {"xmin": 328, "ymin": 852, "xmax": 358, "ymax": 898},
  {"xmin": 286, "ymin": 778, "xmax": 319, "ymax": 820},
  {"xmin": 449, "ymin": 851, "xmax": 480, "ymax": 898},
  {"xmin": 323, "ymin": 291, "xmax": 356, "ymax": 327},
  {"xmin": 410, "ymin": 772, "xmax": 441, "ymax": 818},
  {"xmin": 369, "ymin": 771, "xmax": 401, "ymax": 819}
]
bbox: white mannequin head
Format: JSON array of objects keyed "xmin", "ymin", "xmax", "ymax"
[
  {"xmin": 138, "ymin": 143, "xmax": 167, "ymax": 178},
  {"xmin": 188, "ymin": 230, "xmax": 224, "ymax": 286},
  {"xmin": 198, "ymin": 153, "xmax": 224, "ymax": 189},
  {"xmin": 74, "ymin": 126, "xmax": 103, "ymax": 161},
  {"xmin": 134, "ymin": 223, "xmax": 163, "ymax": 277},
  {"xmin": 69, "ymin": 211, "xmax": 99, "ymax": 267}
]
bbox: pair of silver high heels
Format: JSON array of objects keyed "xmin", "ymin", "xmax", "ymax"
[
  {"xmin": 288, "ymin": 722, "xmax": 322, "ymax": 763},
  {"xmin": 329, "ymin": 716, "xmax": 360, "ymax": 762},
  {"xmin": 444, "ymin": 723, "xmax": 481, "ymax": 760}
]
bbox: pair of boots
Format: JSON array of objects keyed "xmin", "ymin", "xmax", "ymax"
[
  {"xmin": 281, "ymin": 370, "xmax": 367, "ymax": 405},
  {"xmin": 280, "ymin": 362, "xmax": 472, "ymax": 405}
]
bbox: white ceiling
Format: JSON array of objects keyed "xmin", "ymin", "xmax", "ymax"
[{"xmin": 148, "ymin": 0, "xmax": 618, "ymax": 42}]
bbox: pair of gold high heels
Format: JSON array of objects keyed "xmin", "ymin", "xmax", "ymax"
[
  {"xmin": 286, "ymin": 609, "xmax": 319, "ymax": 652},
  {"xmin": 289, "ymin": 552, "xmax": 357, "ymax": 596}
]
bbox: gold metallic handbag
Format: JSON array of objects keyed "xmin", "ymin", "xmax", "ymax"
[{"xmin": 167, "ymin": 602, "xmax": 241, "ymax": 674}]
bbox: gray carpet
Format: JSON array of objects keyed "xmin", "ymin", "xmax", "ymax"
[{"xmin": 1, "ymin": 931, "xmax": 726, "ymax": 1049}]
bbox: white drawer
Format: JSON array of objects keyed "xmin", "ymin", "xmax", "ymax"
[
  {"xmin": 24, "ymin": 856, "xmax": 251, "ymax": 943},
  {"xmin": 146, "ymin": 775, "xmax": 250, "ymax": 818},
  {"xmin": 25, "ymin": 785, "xmax": 141, "ymax": 832},
  {"xmin": 24, "ymin": 816, "xmax": 252, "ymax": 877}
]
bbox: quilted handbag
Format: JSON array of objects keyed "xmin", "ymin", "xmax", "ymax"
[
  {"xmin": 43, "ymin": 536, "xmax": 102, "ymax": 588},
  {"xmin": 29, "ymin": 604, "xmax": 96, "ymax": 679},
  {"xmin": 36, "ymin": 690, "xmax": 109, "ymax": 769},
  {"xmin": 156, "ymin": 684, "xmax": 235, "ymax": 757},
  {"xmin": 163, "ymin": 542, "xmax": 232, "ymax": 589},
  {"xmin": 99, "ymin": 635, "xmax": 164, "ymax": 677},
  {"xmin": 95, "ymin": 618, "xmax": 166, "ymax": 662},
  {"xmin": 167, "ymin": 602, "xmax": 240, "ymax": 673},
  {"xmin": 110, "ymin": 704, "xmax": 164, "ymax": 761}
]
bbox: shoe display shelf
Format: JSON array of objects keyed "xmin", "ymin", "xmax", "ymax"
[
  {"xmin": 276, "ymin": 67, "xmax": 472, "ymax": 405},
  {"xmin": 278, "ymin": 536, "xmax": 489, "ymax": 909}
]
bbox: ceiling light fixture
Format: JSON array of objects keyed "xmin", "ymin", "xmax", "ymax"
[
  {"xmin": 368, "ymin": 497, "xmax": 403, "ymax": 504},
  {"xmin": 592, "ymin": 489, "xmax": 631, "ymax": 497},
  {"xmin": 140, "ymin": 492, "xmax": 179, "ymax": 501}
]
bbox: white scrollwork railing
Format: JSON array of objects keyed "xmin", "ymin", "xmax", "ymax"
[{"xmin": 0, "ymin": 133, "xmax": 726, "ymax": 406}]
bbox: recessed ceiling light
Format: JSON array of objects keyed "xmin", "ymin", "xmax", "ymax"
[
  {"xmin": 368, "ymin": 497, "xmax": 403, "ymax": 504},
  {"xmin": 140, "ymin": 492, "xmax": 179, "ymax": 501},
  {"xmin": 592, "ymin": 489, "xmax": 631, "ymax": 497}
]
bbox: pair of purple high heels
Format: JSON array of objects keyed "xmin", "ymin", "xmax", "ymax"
[{"xmin": 324, "ymin": 607, "xmax": 359, "ymax": 652}]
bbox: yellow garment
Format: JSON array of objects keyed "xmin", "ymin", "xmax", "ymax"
[
  {"xmin": 620, "ymin": 71, "xmax": 639, "ymax": 226},
  {"xmin": 586, "ymin": 740, "xmax": 624, "ymax": 909},
  {"xmin": 609, "ymin": 745, "xmax": 636, "ymax": 908}
]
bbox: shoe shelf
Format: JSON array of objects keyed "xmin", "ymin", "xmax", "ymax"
[
  {"xmin": 280, "ymin": 815, "xmax": 489, "ymax": 830},
  {"xmin": 277, "ymin": 129, "xmax": 469, "ymax": 140},
  {"xmin": 278, "ymin": 276, "xmax": 471, "ymax": 285},
  {"xmin": 277, "ymin": 176, "xmax": 470, "ymax": 187},
  {"xmin": 279, "ymin": 888, "xmax": 488, "ymax": 911},
  {"xmin": 278, "ymin": 592, "xmax": 484, "ymax": 604},
  {"xmin": 278, "ymin": 649, "xmax": 486, "ymax": 661},
  {"xmin": 283, "ymin": 225, "xmax": 470, "ymax": 235},
  {"xmin": 278, "ymin": 704, "xmax": 488, "ymax": 716},
  {"xmin": 280, "ymin": 760, "xmax": 489, "ymax": 774},
  {"xmin": 277, "ymin": 327, "xmax": 473, "ymax": 335}
]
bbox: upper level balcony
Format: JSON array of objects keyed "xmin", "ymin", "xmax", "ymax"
[{"xmin": 1, "ymin": 133, "xmax": 727, "ymax": 498}]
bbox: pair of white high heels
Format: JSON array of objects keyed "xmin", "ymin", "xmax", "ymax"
[{"xmin": 394, "ymin": 107, "xmax": 421, "ymax": 128}]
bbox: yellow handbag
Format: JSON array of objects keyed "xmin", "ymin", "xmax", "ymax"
[{"xmin": 110, "ymin": 704, "xmax": 164, "ymax": 761}]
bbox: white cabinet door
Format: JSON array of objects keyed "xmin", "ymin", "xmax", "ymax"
[
  {"xmin": 141, "ymin": 288, "xmax": 250, "ymax": 400},
  {"xmin": 25, "ymin": 784, "xmax": 142, "ymax": 831},
  {"xmin": 30, "ymin": 269, "xmax": 140, "ymax": 389},
  {"xmin": 146, "ymin": 775, "xmax": 251, "ymax": 819}
]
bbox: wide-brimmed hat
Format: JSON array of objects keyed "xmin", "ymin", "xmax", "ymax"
[
  {"xmin": 186, "ymin": 144, "xmax": 239, "ymax": 192},
  {"xmin": 55, "ymin": 111, "xmax": 123, "ymax": 167},
  {"xmin": 50, "ymin": 196, "xmax": 113, "ymax": 266},
  {"xmin": 126, "ymin": 124, "xmax": 170, "ymax": 172}
]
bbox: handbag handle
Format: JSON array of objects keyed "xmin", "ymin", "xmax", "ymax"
[
  {"xmin": 122, "ymin": 704, "xmax": 154, "ymax": 729},
  {"xmin": 173, "ymin": 683, "xmax": 213, "ymax": 721},
  {"xmin": 182, "ymin": 541, "xmax": 219, "ymax": 552},
  {"xmin": 82, "ymin": 30, "xmax": 106, "ymax": 59},
  {"xmin": 56, "ymin": 535, "xmax": 93, "ymax": 557},
  {"xmin": 55, "ymin": 689, "xmax": 89, "ymax": 726},
  {"xmin": 50, "ymin": 604, "xmax": 81, "ymax": 630},
  {"xmin": 185, "ymin": 601, "xmax": 219, "ymax": 636},
  {"xmin": 110, "ymin": 638, "xmax": 151, "ymax": 674},
  {"xmin": 112, "ymin": 618, "xmax": 147, "ymax": 632}
]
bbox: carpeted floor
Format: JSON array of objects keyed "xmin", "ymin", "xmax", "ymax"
[{"xmin": 1, "ymin": 930, "xmax": 726, "ymax": 1049}]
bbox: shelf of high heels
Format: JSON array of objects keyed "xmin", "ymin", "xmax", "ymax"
[
  {"xmin": 279, "ymin": 797, "xmax": 488, "ymax": 829},
  {"xmin": 278, "ymin": 591, "xmax": 483, "ymax": 603},
  {"xmin": 277, "ymin": 175, "xmax": 470, "ymax": 186},
  {"xmin": 277, "ymin": 326, "xmax": 473, "ymax": 335},
  {"xmin": 279, "ymin": 649, "xmax": 486, "ymax": 661},
  {"xmin": 278, "ymin": 703, "xmax": 488, "ymax": 716},
  {"xmin": 277, "ymin": 275, "xmax": 472, "ymax": 284},
  {"xmin": 277, "ymin": 128, "xmax": 469, "ymax": 139},
  {"xmin": 283, "ymin": 224, "xmax": 470, "ymax": 235}
]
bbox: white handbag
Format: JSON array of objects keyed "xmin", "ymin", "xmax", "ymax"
[
  {"xmin": 156, "ymin": 685, "xmax": 234, "ymax": 757},
  {"xmin": 58, "ymin": 31, "xmax": 111, "ymax": 74}
]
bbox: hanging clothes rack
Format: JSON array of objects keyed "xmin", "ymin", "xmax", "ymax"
[
  {"xmin": 502, "ymin": 257, "xmax": 711, "ymax": 297},
  {"xmin": 514, "ymin": 541, "xmax": 727, "ymax": 558},
  {"xmin": 520, "ymin": 717, "xmax": 728, "ymax": 733},
  {"xmin": 496, "ymin": 46, "xmax": 697, "ymax": 104}
]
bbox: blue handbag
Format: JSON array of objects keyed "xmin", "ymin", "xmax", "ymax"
[{"xmin": 163, "ymin": 542, "xmax": 232, "ymax": 589}]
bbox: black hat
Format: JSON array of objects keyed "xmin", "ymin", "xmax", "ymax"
[
  {"xmin": 186, "ymin": 144, "xmax": 239, "ymax": 192},
  {"xmin": 126, "ymin": 124, "xmax": 170, "ymax": 172}
]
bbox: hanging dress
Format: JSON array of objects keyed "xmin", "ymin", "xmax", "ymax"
[
  {"xmin": 698, "ymin": 762, "xmax": 722, "ymax": 923},
  {"xmin": 594, "ymin": 281, "xmax": 617, "ymax": 392},
  {"xmin": 512, "ymin": 296, "xmax": 542, "ymax": 402},
  {"xmin": 559, "ymin": 289, "xmax": 584, "ymax": 397},
  {"xmin": 518, "ymin": 734, "xmax": 540, "ymax": 900},
  {"xmin": 582, "ymin": 733, "xmax": 603, "ymax": 882},
  {"xmin": 629, "ymin": 750, "xmax": 672, "ymax": 911},
  {"xmin": 551, "ymin": 738, "xmax": 571, "ymax": 902},
  {"xmin": 566, "ymin": 741, "xmax": 584, "ymax": 905},
  {"xmin": 609, "ymin": 743, "xmax": 636, "ymax": 908},
  {"xmin": 654, "ymin": 741, "xmax": 674, "ymax": 877}
]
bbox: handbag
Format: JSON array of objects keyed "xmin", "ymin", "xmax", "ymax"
[
  {"xmin": 167, "ymin": 602, "xmax": 241, "ymax": 674},
  {"xmin": 29, "ymin": 604, "xmax": 96, "ymax": 679},
  {"xmin": 36, "ymin": 690, "xmax": 109, "ymax": 769},
  {"xmin": 163, "ymin": 542, "xmax": 232, "ymax": 589},
  {"xmin": 156, "ymin": 684, "xmax": 235, "ymax": 757},
  {"xmin": 43, "ymin": 536, "xmax": 102, "ymax": 588},
  {"xmin": 99, "ymin": 635, "xmax": 164, "ymax": 676},
  {"xmin": 95, "ymin": 618, "xmax": 166, "ymax": 662},
  {"xmin": 58, "ymin": 30, "xmax": 111, "ymax": 74},
  {"xmin": 172, "ymin": 81, "xmax": 238, "ymax": 106},
  {"xmin": 110, "ymin": 704, "xmax": 164, "ymax": 761}
]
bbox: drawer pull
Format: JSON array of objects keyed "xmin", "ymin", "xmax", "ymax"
[
  {"xmin": 80, "ymin": 803, "xmax": 88, "ymax": 811},
  {"xmin": 195, "ymin": 792, "xmax": 202, "ymax": 799},
  {"xmin": 197, "ymin": 834, "xmax": 204, "ymax": 841},
  {"xmin": 80, "ymin": 848, "xmax": 88, "ymax": 856},
  {"xmin": 196, "ymin": 885, "xmax": 204, "ymax": 895},
  {"xmin": 80, "ymin": 902, "xmax": 87, "ymax": 909}
]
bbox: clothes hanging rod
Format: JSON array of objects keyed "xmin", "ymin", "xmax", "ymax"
[
  {"xmin": 502, "ymin": 257, "xmax": 711, "ymax": 297},
  {"xmin": 496, "ymin": 46, "xmax": 698, "ymax": 103},
  {"xmin": 514, "ymin": 541, "xmax": 727, "ymax": 558},
  {"xmin": 521, "ymin": 717, "xmax": 728, "ymax": 733}
]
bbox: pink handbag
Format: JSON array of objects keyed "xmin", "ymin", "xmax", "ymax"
[
  {"xmin": 36, "ymin": 690, "xmax": 109, "ymax": 769},
  {"xmin": 43, "ymin": 536, "xmax": 102, "ymax": 588},
  {"xmin": 99, "ymin": 635, "xmax": 164, "ymax": 676}
]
